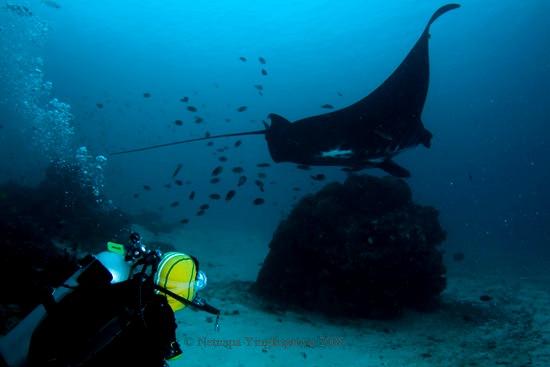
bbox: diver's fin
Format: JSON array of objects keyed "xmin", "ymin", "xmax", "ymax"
[
  {"xmin": 375, "ymin": 159, "xmax": 411, "ymax": 178},
  {"xmin": 110, "ymin": 128, "xmax": 266, "ymax": 156}
]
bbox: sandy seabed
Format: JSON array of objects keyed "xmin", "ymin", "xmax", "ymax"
[{"xmin": 144, "ymin": 227, "xmax": 550, "ymax": 367}]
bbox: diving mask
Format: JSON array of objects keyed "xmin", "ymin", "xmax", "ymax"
[{"xmin": 195, "ymin": 270, "xmax": 207, "ymax": 291}]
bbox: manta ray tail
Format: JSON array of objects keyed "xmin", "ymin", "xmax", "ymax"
[{"xmin": 109, "ymin": 129, "xmax": 266, "ymax": 156}]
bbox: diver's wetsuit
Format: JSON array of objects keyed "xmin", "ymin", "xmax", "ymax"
[{"xmin": 28, "ymin": 274, "xmax": 177, "ymax": 367}]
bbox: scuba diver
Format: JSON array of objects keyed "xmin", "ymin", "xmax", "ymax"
[{"xmin": 0, "ymin": 232, "xmax": 220, "ymax": 367}]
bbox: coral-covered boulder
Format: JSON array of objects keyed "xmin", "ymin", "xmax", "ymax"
[{"xmin": 255, "ymin": 174, "xmax": 446, "ymax": 318}]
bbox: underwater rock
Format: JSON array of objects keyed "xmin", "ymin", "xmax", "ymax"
[
  {"xmin": 4, "ymin": 164, "xmax": 131, "ymax": 248},
  {"xmin": 0, "ymin": 163, "xmax": 131, "ymax": 332},
  {"xmin": 452, "ymin": 252, "xmax": 465, "ymax": 262},
  {"xmin": 127, "ymin": 210, "xmax": 179, "ymax": 235},
  {"xmin": 254, "ymin": 174, "xmax": 446, "ymax": 318},
  {"xmin": 4, "ymin": 3, "xmax": 33, "ymax": 16}
]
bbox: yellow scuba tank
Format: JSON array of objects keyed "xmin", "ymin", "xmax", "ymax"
[{"xmin": 154, "ymin": 252, "xmax": 198, "ymax": 312}]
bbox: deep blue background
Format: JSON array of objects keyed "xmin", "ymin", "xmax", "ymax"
[{"xmin": 1, "ymin": 0, "xmax": 549, "ymax": 261}]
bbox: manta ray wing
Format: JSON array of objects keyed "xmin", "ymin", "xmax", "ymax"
[
  {"xmin": 110, "ymin": 4, "xmax": 460, "ymax": 179},
  {"xmin": 265, "ymin": 4, "xmax": 460, "ymax": 176}
]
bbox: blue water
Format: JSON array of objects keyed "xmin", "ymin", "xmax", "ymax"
[{"xmin": 1, "ymin": 0, "xmax": 549, "ymax": 260}]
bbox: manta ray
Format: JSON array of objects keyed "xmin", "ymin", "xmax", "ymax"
[{"xmin": 111, "ymin": 4, "xmax": 460, "ymax": 177}]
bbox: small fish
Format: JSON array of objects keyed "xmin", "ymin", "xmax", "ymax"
[
  {"xmin": 292, "ymin": 187, "xmax": 301, "ymax": 192},
  {"xmin": 209, "ymin": 193, "xmax": 221, "ymax": 200},
  {"xmin": 96, "ymin": 102, "xmax": 104, "ymax": 109},
  {"xmin": 321, "ymin": 104, "xmax": 334, "ymax": 109},
  {"xmin": 175, "ymin": 179, "xmax": 183, "ymax": 186},
  {"xmin": 259, "ymin": 57, "xmax": 266, "ymax": 64},
  {"xmin": 225, "ymin": 118, "xmax": 232, "ymax": 122},
  {"xmin": 311, "ymin": 173, "xmax": 326, "ymax": 181},
  {"xmin": 200, "ymin": 204, "xmax": 210, "ymax": 210},
  {"xmin": 180, "ymin": 218, "xmax": 190, "ymax": 224},
  {"xmin": 232, "ymin": 167, "xmax": 244, "ymax": 174},
  {"xmin": 261, "ymin": 69, "xmax": 268, "ymax": 76},
  {"xmin": 255, "ymin": 180, "xmax": 265, "ymax": 192},
  {"xmin": 479, "ymin": 295, "xmax": 493, "ymax": 302},
  {"xmin": 143, "ymin": 92, "xmax": 151, "ymax": 98},
  {"xmin": 197, "ymin": 209, "xmax": 205, "ymax": 216},
  {"xmin": 194, "ymin": 116, "xmax": 204, "ymax": 123},
  {"xmin": 172, "ymin": 163, "xmax": 183, "ymax": 178},
  {"xmin": 256, "ymin": 163, "xmax": 270, "ymax": 168},
  {"xmin": 210, "ymin": 177, "xmax": 220, "ymax": 184},
  {"xmin": 237, "ymin": 106, "xmax": 247, "ymax": 112},
  {"xmin": 225, "ymin": 190, "xmax": 236, "ymax": 201},
  {"xmin": 237, "ymin": 176, "xmax": 247, "ymax": 186},
  {"xmin": 180, "ymin": 96, "xmax": 189, "ymax": 103},
  {"xmin": 164, "ymin": 183, "xmax": 172, "ymax": 189},
  {"xmin": 254, "ymin": 84, "xmax": 263, "ymax": 91},
  {"xmin": 212, "ymin": 166, "xmax": 223, "ymax": 176},
  {"xmin": 143, "ymin": 185, "xmax": 152, "ymax": 191},
  {"xmin": 170, "ymin": 201, "xmax": 180, "ymax": 208},
  {"xmin": 216, "ymin": 148, "xmax": 226, "ymax": 153},
  {"xmin": 234, "ymin": 140, "xmax": 242, "ymax": 147},
  {"xmin": 133, "ymin": 193, "xmax": 140, "ymax": 198},
  {"xmin": 239, "ymin": 56, "xmax": 247, "ymax": 62},
  {"xmin": 42, "ymin": 0, "xmax": 61, "ymax": 9},
  {"xmin": 189, "ymin": 191, "xmax": 196, "ymax": 200},
  {"xmin": 205, "ymin": 131, "xmax": 211, "ymax": 138},
  {"xmin": 296, "ymin": 164, "xmax": 311, "ymax": 170},
  {"xmin": 337, "ymin": 91, "xmax": 343, "ymax": 96},
  {"xmin": 218, "ymin": 156, "xmax": 228, "ymax": 162},
  {"xmin": 187, "ymin": 106, "xmax": 198, "ymax": 112},
  {"xmin": 207, "ymin": 141, "xmax": 214, "ymax": 146},
  {"xmin": 253, "ymin": 198, "xmax": 265, "ymax": 205},
  {"xmin": 258, "ymin": 172, "xmax": 267, "ymax": 179},
  {"xmin": 174, "ymin": 119, "xmax": 183, "ymax": 126}
]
